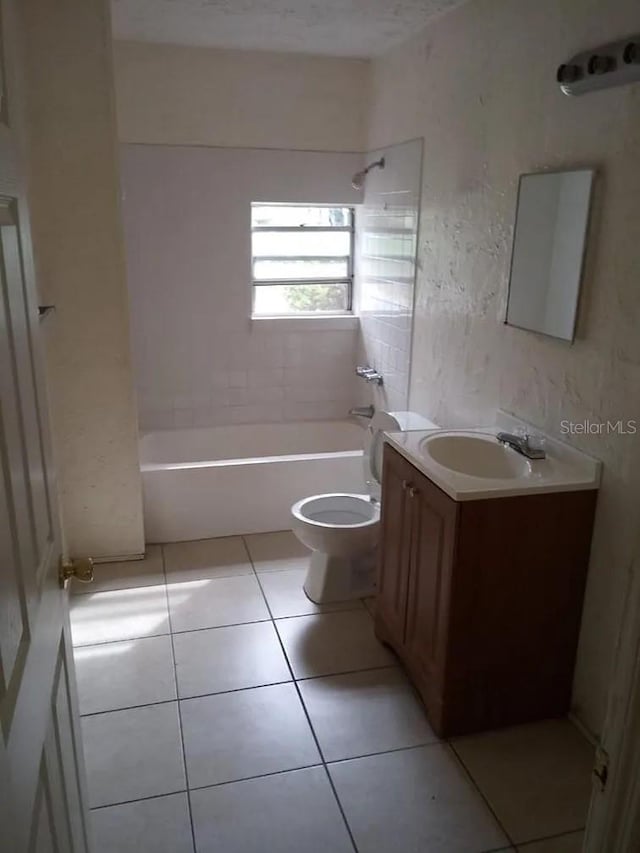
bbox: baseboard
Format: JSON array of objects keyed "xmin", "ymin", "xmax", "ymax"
[{"xmin": 569, "ymin": 709, "xmax": 599, "ymax": 747}]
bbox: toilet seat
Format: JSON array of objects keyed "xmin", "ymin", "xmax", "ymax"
[{"xmin": 293, "ymin": 493, "xmax": 378, "ymax": 528}]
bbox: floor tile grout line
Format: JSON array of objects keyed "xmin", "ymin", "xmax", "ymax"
[
  {"xmin": 161, "ymin": 544, "xmax": 198, "ymax": 853},
  {"xmin": 187, "ymin": 762, "xmax": 324, "ymax": 794},
  {"xmin": 79, "ymin": 661, "xmax": 408, "ymax": 719},
  {"xmin": 296, "ymin": 662, "xmax": 400, "ymax": 683},
  {"xmin": 296, "ymin": 682, "xmax": 358, "ymax": 853},
  {"xmin": 163, "ymin": 531, "xmax": 293, "ymax": 551},
  {"xmin": 249, "ymin": 547, "xmax": 360, "ymax": 853},
  {"xmin": 80, "ymin": 697, "xmax": 179, "ymax": 719},
  {"xmin": 269, "ymin": 601, "xmax": 366, "ymax": 619},
  {"xmin": 73, "ymin": 585, "xmax": 364, "ymax": 649},
  {"xmin": 75, "ymin": 600, "xmax": 366, "ymax": 651},
  {"xmin": 90, "ymin": 788, "xmax": 189, "ymax": 812},
  {"xmin": 448, "ymin": 740, "xmax": 517, "ymax": 848},
  {"xmin": 322, "ymin": 740, "xmax": 444, "ymax": 767},
  {"xmin": 86, "ymin": 740, "xmax": 473, "ymax": 817},
  {"xmin": 89, "ymin": 739, "xmax": 456, "ymax": 813},
  {"xmin": 511, "ymin": 826, "xmax": 587, "ymax": 849},
  {"xmin": 72, "ymin": 567, "xmax": 265, "ymax": 599},
  {"xmin": 177, "ymin": 659, "xmax": 410, "ymax": 702},
  {"xmin": 72, "ymin": 618, "xmax": 270, "ymax": 648},
  {"xmin": 73, "ymin": 631, "xmax": 172, "ymax": 649},
  {"xmin": 172, "ymin": 613, "xmax": 271, "ymax": 633},
  {"xmin": 239, "ymin": 534, "xmax": 255, "ymax": 572}
]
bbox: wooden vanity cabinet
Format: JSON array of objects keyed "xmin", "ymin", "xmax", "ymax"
[{"xmin": 375, "ymin": 444, "xmax": 598, "ymax": 738}]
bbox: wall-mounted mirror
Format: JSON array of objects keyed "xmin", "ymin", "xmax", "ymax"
[{"xmin": 506, "ymin": 168, "xmax": 594, "ymax": 342}]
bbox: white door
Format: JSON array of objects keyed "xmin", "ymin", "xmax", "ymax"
[{"xmin": 0, "ymin": 0, "xmax": 92, "ymax": 850}]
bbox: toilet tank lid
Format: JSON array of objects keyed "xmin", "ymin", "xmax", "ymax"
[{"xmin": 387, "ymin": 411, "xmax": 439, "ymax": 431}]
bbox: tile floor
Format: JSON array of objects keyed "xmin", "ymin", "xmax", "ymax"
[{"xmin": 71, "ymin": 532, "xmax": 594, "ymax": 853}]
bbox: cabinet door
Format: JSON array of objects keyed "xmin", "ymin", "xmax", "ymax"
[
  {"xmin": 404, "ymin": 471, "xmax": 458, "ymax": 722},
  {"xmin": 375, "ymin": 446, "xmax": 414, "ymax": 647}
]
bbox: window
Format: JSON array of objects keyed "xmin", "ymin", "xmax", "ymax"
[{"xmin": 251, "ymin": 204, "xmax": 354, "ymax": 316}]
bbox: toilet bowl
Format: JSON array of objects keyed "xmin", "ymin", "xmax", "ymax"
[
  {"xmin": 291, "ymin": 493, "xmax": 380, "ymax": 557},
  {"xmin": 291, "ymin": 410, "xmax": 438, "ymax": 604}
]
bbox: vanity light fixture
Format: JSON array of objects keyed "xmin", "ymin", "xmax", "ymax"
[{"xmin": 557, "ymin": 34, "xmax": 640, "ymax": 95}]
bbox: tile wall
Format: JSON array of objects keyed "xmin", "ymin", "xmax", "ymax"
[{"xmin": 121, "ymin": 145, "xmax": 363, "ymax": 431}]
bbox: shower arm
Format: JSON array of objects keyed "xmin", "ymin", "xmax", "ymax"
[
  {"xmin": 351, "ymin": 156, "xmax": 385, "ymax": 190},
  {"xmin": 363, "ymin": 157, "xmax": 385, "ymax": 175}
]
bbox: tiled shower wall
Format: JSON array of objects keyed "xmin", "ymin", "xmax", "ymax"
[
  {"xmin": 121, "ymin": 145, "xmax": 363, "ymax": 431},
  {"xmin": 354, "ymin": 139, "xmax": 423, "ymax": 413}
]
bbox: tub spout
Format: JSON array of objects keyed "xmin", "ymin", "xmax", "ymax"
[{"xmin": 349, "ymin": 405, "xmax": 375, "ymax": 419}]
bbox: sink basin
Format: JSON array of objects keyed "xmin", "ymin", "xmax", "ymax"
[
  {"xmin": 419, "ymin": 433, "xmax": 532, "ymax": 480},
  {"xmin": 384, "ymin": 416, "xmax": 601, "ymax": 502}
]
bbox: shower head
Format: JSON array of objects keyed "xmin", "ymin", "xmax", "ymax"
[
  {"xmin": 351, "ymin": 171, "xmax": 365, "ymax": 190},
  {"xmin": 351, "ymin": 156, "xmax": 385, "ymax": 190}
]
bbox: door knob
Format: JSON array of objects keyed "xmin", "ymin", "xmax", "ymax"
[{"xmin": 59, "ymin": 556, "xmax": 94, "ymax": 589}]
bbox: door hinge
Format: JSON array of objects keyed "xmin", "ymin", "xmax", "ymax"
[
  {"xmin": 59, "ymin": 556, "xmax": 94, "ymax": 589},
  {"xmin": 593, "ymin": 745, "xmax": 610, "ymax": 792}
]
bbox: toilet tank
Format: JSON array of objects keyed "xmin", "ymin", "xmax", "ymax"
[{"xmin": 364, "ymin": 410, "xmax": 439, "ymax": 498}]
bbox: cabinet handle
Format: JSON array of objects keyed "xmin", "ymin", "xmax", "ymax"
[
  {"xmin": 409, "ymin": 486, "xmax": 419, "ymax": 498},
  {"xmin": 402, "ymin": 480, "xmax": 410, "ymax": 491}
]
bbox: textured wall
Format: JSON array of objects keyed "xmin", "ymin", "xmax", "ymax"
[
  {"xmin": 367, "ymin": 0, "xmax": 640, "ymax": 735},
  {"xmin": 113, "ymin": 40, "xmax": 368, "ymax": 151},
  {"xmin": 21, "ymin": 0, "xmax": 144, "ymax": 559},
  {"xmin": 355, "ymin": 139, "xmax": 423, "ymax": 412},
  {"xmin": 121, "ymin": 144, "xmax": 363, "ymax": 430}
]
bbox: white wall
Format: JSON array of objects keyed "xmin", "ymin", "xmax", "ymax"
[
  {"xmin": 121, "ymin": 144, "xmax": 363, "ymax": 430},
  {"xmin": 113, "ymin": 40, "xmax": 368, "ymax": 152},
  {"xmin": 21, "ymin": 0, "xmax": 144, "ymax": 560},
  {"xmin": 367, "ymin": 0, "xmax": 640, "ymax": 736},
  {"xmin": 355, "ymin": 139, "xmax": 423, "ymax": 412}
]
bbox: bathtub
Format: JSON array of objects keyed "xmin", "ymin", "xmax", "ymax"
[{"xmin": 139, "ymin": 420, "xmax": 366, "ymax": 542}]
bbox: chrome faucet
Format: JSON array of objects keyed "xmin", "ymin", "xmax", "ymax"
[
  {"xmin": 355, "ymin": 365, "xmax": 384, "ymax": 386},
  {"xmin": 496, "ymin": 432, "xmax": 546, "ymax": 460},
  {"xmin": 349, "ymin": 405, "xmax": 375, "ymax": 419}
]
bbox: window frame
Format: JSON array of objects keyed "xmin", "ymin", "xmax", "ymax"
[{"xmin": 250, "ymin": 204, "xmax": 355, "ymax": 317}]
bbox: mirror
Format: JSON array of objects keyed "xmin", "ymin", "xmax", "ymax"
[{"xmin": 506, "ymin": 168, "xmax": 594, "ymax": 341}]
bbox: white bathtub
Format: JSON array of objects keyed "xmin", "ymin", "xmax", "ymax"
[{"xmin": 140, "ymin": 420, "xmax": 366, "ymax": 542}]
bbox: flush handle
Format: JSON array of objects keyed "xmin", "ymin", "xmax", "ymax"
[{"xmin": 59, "ymin": 556, "xmax": 94, "ymax": 589}]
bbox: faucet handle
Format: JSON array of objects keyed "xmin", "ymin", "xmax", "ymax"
[
  {"xmin": 355, "ymin": 365, "xmax": 383, "ymax": 386},
  {"xmin": 524, "ymin": 432, "xmax": 546, "ymax": 453}
]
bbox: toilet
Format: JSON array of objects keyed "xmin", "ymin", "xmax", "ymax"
[{"xmin": 291, "ymin": 410, "xmax": 438, "ymax": 604}]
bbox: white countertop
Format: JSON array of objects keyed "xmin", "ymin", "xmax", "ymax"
[{"xmin": 384, "ymin": 417, "xmax": 601, "ymax": 502}]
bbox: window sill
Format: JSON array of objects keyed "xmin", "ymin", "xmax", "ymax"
[{"xmin": 250, "ymin": 314, "xmax": 360, "ymax": 332}]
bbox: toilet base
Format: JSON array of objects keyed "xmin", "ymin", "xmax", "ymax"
[{"xmin": 303, "ymin": 549, "xmax": 377, "ymax": 604}]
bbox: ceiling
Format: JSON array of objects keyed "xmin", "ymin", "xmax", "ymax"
[{"xmin": 110, "ymin": 0, "xmax": 464, "ymax": 58}]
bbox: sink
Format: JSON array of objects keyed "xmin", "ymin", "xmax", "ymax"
[
  {"xmin": 419, "ymin": 433, "xmax": 532, "ymax": 480},
  {"xmin": 384, "ymin": 415, "xmax": 601, "ymax": 502}
]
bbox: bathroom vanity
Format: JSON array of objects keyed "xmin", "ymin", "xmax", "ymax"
[{"xmin": 375, "ymin": 424, "xmax": 600, "ymax": 738}]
